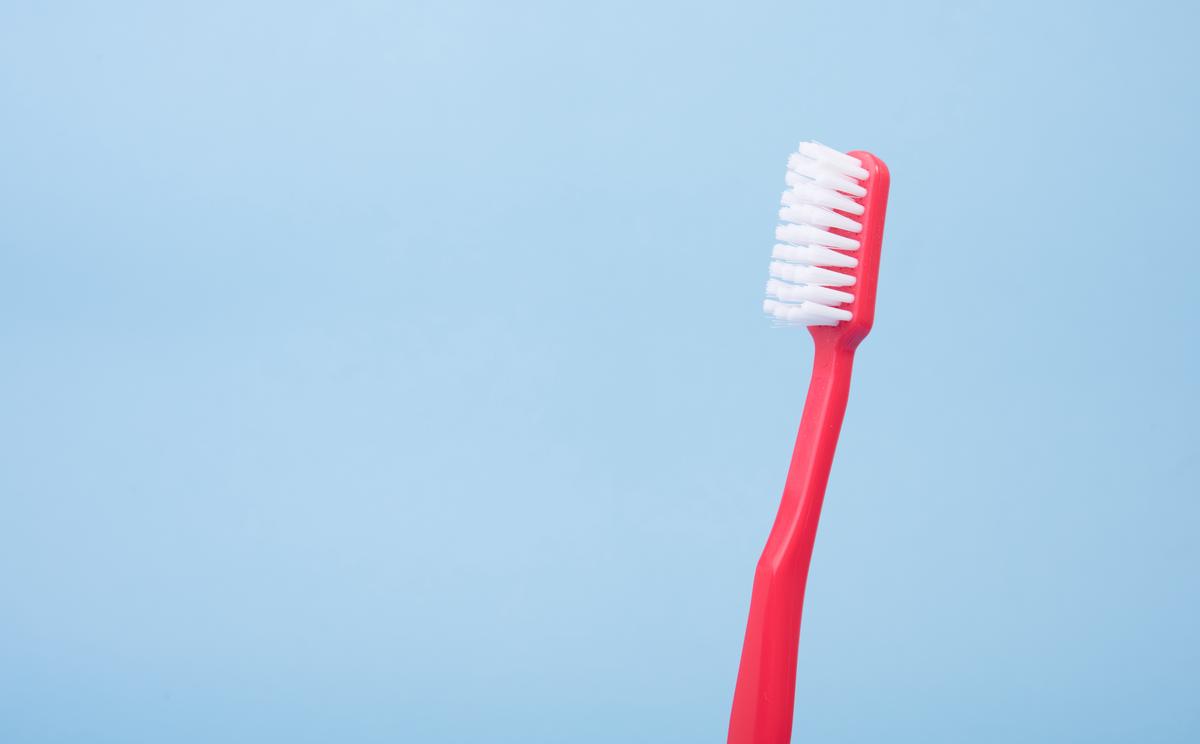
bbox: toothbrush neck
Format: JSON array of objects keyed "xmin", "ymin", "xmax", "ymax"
[{"xmin": 778, "ymin": 337, "xmax": 856, "ymax": 546}]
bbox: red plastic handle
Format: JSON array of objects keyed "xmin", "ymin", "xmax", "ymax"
[
  {"xmin": 727, "ymin": 152, "xmax": 889, "ymax": 744},
  {"xmin": 726, "ymin": 338, "xmax": 855, "ymax": 744}
]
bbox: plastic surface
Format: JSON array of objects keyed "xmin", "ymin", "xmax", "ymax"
[{"xmin": 728, "ymin": 151, "xmax": 890, "ymax": 744}]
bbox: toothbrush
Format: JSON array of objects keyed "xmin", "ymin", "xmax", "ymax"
[{"xmin": 728, "ymin": 142, "xmax": 890, "ymax": 744}]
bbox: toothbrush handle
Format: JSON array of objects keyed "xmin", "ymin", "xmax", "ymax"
[{"xmin": 728, "ymin": 336, "xmax": 856, "ymax": 744}]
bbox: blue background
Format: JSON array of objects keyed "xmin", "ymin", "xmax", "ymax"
[{"xmin": 1, "ymin": 1, "xmax": 1197, "ymax": 742}]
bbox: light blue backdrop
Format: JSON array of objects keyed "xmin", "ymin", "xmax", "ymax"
[{"xmin": 2, "ymin": 1, "xmax": 1197, "ymax": 742}]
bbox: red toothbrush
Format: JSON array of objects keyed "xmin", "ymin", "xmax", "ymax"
[{"xmin": 729, "ymin": 142, "xmax": 890, "ymax": 744}]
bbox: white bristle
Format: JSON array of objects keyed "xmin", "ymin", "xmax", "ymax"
[
  {"xmin": 786, "ymin": 154, "xmax": 867, "ymax": 198},
  {"xmin": 763, "ymin": 298, "xmax": 852, "ymax": 326},
  {"xmin": 771, "ymin": 243, "xmax": 857, "ymax": 269},
  {"xmin": 769, "ymin": 261, "xmax": 855, "ymax": 287},
  {"xmin": 797, "ymin": 141, "xmax": 869, "ymax": 179},
  {"xmin": 781, "ymin": 184, "xmax": 864, "ymax": 216},
  {"xmin": 765, "ymin": 141, "xmax": 866, "ymax": 327},
  {"xmin": 775, "ymin": 224, "xmax": 860, "ymax": 251},
  {"xmin": 779, "ymin": 204, "xmax": 861, "ymax": 233},
  {"xmin": 765, "ymin": 278, "xmax": 854, "ymax": 306}
]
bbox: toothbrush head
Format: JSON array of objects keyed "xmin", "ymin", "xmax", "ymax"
[{"xmin": 763, "ymin": 141, "xmax": 890, "ymax": 346}]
